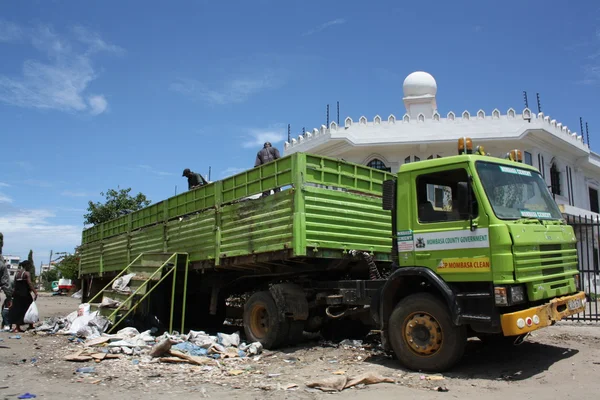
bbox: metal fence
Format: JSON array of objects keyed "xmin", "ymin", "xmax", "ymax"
[{"xmin": 565, "ymin": 215, "xmax": 600, "ymax": 322}]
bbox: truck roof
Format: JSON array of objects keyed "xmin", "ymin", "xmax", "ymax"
[{"xmin": 397, "ymin": 154, "xmax": 541, "ymax": 174}]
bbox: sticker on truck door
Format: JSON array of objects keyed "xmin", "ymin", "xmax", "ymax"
[
  {"xmin": 397, "ymin": 230, "xmax": 414, "ymax": 251},
  {"xmin": 438, "ymin": 256, "xmax": 491, "ymax": 272},
  {"xmin": 412, "ymin": 228, "xmax": 489, "ymax": 251}
]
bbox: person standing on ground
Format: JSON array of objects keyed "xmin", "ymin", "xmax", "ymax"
[
  {"xmin": 8, "ymin": 260, "xmax": 37, "ymax": 333},
  {"xmin": 254, "ymin": 142, "xmax": 281, "ymax": 196},
  {"xmin": 0, "ymin": 232, "xmax": 11, "ymax": 305},
  {"xmin": 182, "ymin": 168, "xmax": 208, "ymax": 191}
]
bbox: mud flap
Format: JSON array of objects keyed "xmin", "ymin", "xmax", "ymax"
[{"xmin": 269, "ymin": 283, "xmax": 309, "ymax": 322}]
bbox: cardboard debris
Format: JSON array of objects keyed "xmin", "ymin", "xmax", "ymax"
[
  {"xmin": 307, "ymin": 372, "xmax": 395, "ymax": 392},
  {"xmin": 167, "ymin": 349, "xmax": 208, "ymax": 365},
  {"xmin": 150, "ymin": 339, "xmax": 172, "ymax": 358},
  {"xmin": 91, "ymin": 353, "xmax": 107, "ymax": 361},
  {"xmin": 64, "ymin": 349, "xmax": 120, "ymax": 362},
  {"xmin": 228, "ymin": 370, "xmax": 244, "ymax": 376},
  {"xmin": 159, "ymin": 357, "xmax": 189, "ymax": 364},
  {"xmin": 84, "ymin": 337, "xmax": 111, "ymax": 347}
]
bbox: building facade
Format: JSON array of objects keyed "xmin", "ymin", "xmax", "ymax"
[
  {"xmin": 284, "ymin": 71, "xmax": 600, "ymax": 291},
  {"xmin": 2, "ymin": 255, "xmax": 20, "ymax": 282}
]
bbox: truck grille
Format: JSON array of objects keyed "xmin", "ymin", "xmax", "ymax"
[{"xmin": 513, "ymin": 244, "xmax": 578, "ymax": 283}]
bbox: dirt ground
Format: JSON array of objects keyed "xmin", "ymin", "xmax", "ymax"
[{"xmin": 1, "ymin": 293, "xmax": 600, "ymax": 400}]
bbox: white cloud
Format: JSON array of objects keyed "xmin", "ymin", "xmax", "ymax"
[
  {"xmin": 0, "ymin": 182, "xmax": 10, "ymax": 187},
  {"xmin": 72, "ymin": 25, "xmax": 124, "ymax": 55},
  {"xmin": 242, "ymin": 127, "xmax": 286, "ymax": 149},
  {"xmin": 0, "ymin": 19, "xmax": 22, "ymax": 42},
  {"xmin": 88, "ymin": 95, "xmax": 108, "ymax": 115},
  {"xmin": 170, "ymin": 70, "xmax": 285, "ymax": 105},
  {"xmin": 0, "ymin": 23, "xmax": 122, "ymax": 115},
  {"xmin": 220, "ymin": 167, "xmax": 247, "ymax": 178},
  {"xmin": 61, "ymin": 190, "xmax": 89, "ymax": 197},
  {"xmin": 0, "ymin": 192, "xmax": 13, "ymax": 203},
  {"xmin": 302, "ymin": 18, "xmax": 346, "ymax": 36},
  {"xmin": 575, "ymin": 28, "xmax": 600, "ymax": 85},
  {"xmin": 24, "ymin": 179, "xmax": 53, "ymax": 188},
  {"xmin": 0, "ymin": 207, "xmax": 81, "ymax": 261}
]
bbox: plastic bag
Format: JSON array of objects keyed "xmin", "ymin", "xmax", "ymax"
[{"xmin": 23, "ymin": 301, "xmax": 39, "ymax": 324}]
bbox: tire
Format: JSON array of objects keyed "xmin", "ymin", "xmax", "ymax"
[
  {"xmin": 243, "ymin": 291, "xmax": 289, "ymax": 349},
  {"xmin": 388, "ymin": 293, "xmax": 466, "ymax": 372}
]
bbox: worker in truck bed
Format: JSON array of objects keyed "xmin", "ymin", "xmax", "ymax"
[
  {"xmin": 182, "ymin": 168, "xmax": 208, "ymax": 190},
  {"xmin": 255, "ymin": 142, "xmax": 281, "ymax": 196}
]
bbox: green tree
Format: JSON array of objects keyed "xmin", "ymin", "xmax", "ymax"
[
  {"xmin": 56, "ymin": 252, "xmax": 80, "ymax": 280},
  {"xmin": 41, "ymin": 269, "xmax": 59, "ymax": 291},
  {"xmin": 84, "ymin": 188, "xmax": 151, "ymax": 225},
  {"xmin": 26, "ymin": 249, "xmax": 36, "ymax": 282}
]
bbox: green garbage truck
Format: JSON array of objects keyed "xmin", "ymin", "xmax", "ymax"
[{"xmin": 79, "ymin": 137, "xmax": 586, "ymax": 372}]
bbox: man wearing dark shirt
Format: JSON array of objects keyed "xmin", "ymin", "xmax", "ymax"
[
  {"xmin": 255, "ymin": 142, "xmax": 281, "ymax": 197},
  {"xmin": 182, "ymin": 168, "xmax": 208, "ymax": 190}
]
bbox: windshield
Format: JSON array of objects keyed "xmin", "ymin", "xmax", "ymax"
[{"xmin": 475, "ymin": 161, "xmax": 563, "ymax": 220}]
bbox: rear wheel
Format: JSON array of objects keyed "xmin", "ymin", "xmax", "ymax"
[
  {"xmin": 388, "ymin": 293, "xmax": 466, "ymax": 372},
  {"xmin": 243, "ymin": 291, "xmax": 289, "ymax": 349}
]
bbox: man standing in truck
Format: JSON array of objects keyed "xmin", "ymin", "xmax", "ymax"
[
  {"xmin": 255, "ymin": 142, "xmax": 281, "ymax": 196},
  {"xmin": 182, "ymin": 168, "xmax": 208, "ymax": 190}
]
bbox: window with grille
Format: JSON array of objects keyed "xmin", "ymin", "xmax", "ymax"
[
  {"xmin": 550, "ymin": 163, "xmax": 561, "ymax": 196},
  {"xmin": 367, "ymin": 159, "xmax": 391, "ymax": 172}
]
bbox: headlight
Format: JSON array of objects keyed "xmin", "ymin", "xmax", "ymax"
[{"xmin": 510, "ymin": 285, "xmax": 526, "ymax": 304}]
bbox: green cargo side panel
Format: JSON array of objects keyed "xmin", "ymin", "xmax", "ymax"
[
  {"xmin": 220, "ymin": 190, "xmax": 294, "ymax": 258},
  {"xmin": 304, "ymin": 186, "xmax": 391, "ymax": 257}
]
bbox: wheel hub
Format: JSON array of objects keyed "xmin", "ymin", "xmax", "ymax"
[
  {"xmin": 403, "ymin": 312, "xmax": 443, "ymax": 356},
  {"xmin": 250, "ymin": 304, "xmax": 269, "ymax": 339}
]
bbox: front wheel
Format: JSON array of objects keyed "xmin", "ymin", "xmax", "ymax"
[{"xmin": 388, "ymin": 293, "xmax": 466, "ymax": 372}]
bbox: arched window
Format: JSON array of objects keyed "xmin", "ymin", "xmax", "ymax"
[
  {"xmin": 367, "ymin": 159, "xmax": 391, "ymax": 172},
  {"xmin": 427, "ymin": 155, "xmax": 442, "ymax": 159},
  {"xmin": 404, "ymin": 156, "xmax": 421, "ymax": 164},
  {"xmin": 550, "ymin": 163, "xmax": 561, "ymax": 196}
]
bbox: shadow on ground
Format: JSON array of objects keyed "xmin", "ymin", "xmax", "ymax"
[{"xmin": 364, "ymin": 339, "xmax": 579, "ymax": 381}]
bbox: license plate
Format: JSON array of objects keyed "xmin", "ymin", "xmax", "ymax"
[{"xmin": 567, "ymin": 298, "xmax": 583, "ymax": 311}]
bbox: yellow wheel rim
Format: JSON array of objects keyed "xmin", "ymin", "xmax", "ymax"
[
  {"xmin": 403, "ymin": 312, "xmax": 443, "ymax": 356},
  {"xmin": 250, "ymin": 303, "xmax": 269, "ymax": 339}
]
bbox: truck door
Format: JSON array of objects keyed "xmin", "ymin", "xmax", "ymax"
[{"xmin": 409, "ymin": 165, "xmax": 491, "ymax": 282}]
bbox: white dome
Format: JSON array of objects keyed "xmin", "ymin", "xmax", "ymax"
[{"xmin": 403, "ymin": 71, "xmax": 437, "ymax": 97}]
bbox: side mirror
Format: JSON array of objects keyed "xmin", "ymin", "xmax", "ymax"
[
  {"xmin": 456, "ymin": 182, "xmax": 470, "ymax": 217},
  {"xmin": 457, "ymin": 180, "xmax": 477, "ymax": 231}
]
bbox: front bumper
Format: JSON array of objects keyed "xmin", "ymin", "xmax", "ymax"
[{"xmin": 500, "ymin": 291, "xmax": 586, "ymax": 336}]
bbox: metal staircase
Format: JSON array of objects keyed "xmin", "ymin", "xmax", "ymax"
[{"xmin": 88, "ymin": 252, "xmax": 189, "ymax": 334}]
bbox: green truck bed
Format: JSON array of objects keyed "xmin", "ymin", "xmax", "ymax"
[{"xmin": 80, "ymin": 153, "xmax": 394, "ymax": 276}]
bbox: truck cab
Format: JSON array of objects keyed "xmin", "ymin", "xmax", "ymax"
[{"xmin": 380, "ymin": 138, "xmax": 586, "ymax": 371}]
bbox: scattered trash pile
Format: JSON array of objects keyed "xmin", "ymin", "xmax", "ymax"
[{"xmin": 61, "ymin": 327, "xmax": 262, "ymax": 366}]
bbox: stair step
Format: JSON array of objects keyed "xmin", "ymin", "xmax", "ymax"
[
  {"xmin": 126, "ymin": 270, "xmax": 164, "ymax": 280},
  {"xmin": 128, "ymin": 279, "xmax": 151, "ymax": 295},
  {"xmin": 90, "ymin": 304, "xmax": 123, "ymax": 321},
  {"xmin": 102, "ymin": 290, "xmax": 136, "ymax": 309}
]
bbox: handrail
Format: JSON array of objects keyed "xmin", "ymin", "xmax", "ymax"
[
  {"xmin": 87, "ymin": 253, "xmax": 144, "ymax": 305},
  {"xmin": 106, "ymin": 252, "xmax": 189, "ymax": 334}
]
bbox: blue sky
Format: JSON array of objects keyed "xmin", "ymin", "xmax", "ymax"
[{"xmin": 0, "ymin": 0, "xmax": 599, "ymax": 269}]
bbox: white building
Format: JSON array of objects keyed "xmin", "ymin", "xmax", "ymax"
[
  {"xmin": 40, "ymin": 262, "xmax": 57, "ymax": 274},
  {"xmin": 284, "ymin": 71, "xmax": 600, "ymax": 289},
  {"xmin": 2, "ymin": 255, "xmax": 21, "ymax": 281}
]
